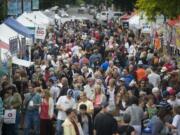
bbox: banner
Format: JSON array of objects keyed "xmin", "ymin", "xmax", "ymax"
[
  {"xmin": 8, "ymin": 0, "xmax": 22, "ymax": 16},
  {"xmin": 9, "ymin": 37, "xmax": 18, "ymax": 55},
  {"xmin": 35, "ymin": 26, "xmax": 46, "ymax": 40},
  {"xmin": 176, "ymin": 26, "xmax": 180, "ymax": 49},
  {"xmin": 23, "ymin": 0, "xmax": 31, "ymax": 12},
  {"xmin": 32, "ymin": 0, "xmax": 39, "ymax": 10}
]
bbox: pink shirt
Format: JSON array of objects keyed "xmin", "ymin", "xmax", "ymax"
[{"xmin": 94, "ymin": 95, "xmax": 101, "ymax": 108}]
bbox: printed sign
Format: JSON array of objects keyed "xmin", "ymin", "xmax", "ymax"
[
  {"xmin": 35, "ymin": 26, "xmax": 46, "ymax": 40},
  {"xmin": 4, "ymin": 109, "xmax": 16, "ymax": 124}
]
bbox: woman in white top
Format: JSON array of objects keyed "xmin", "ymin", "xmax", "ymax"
[{"xmin": 107, "ymin": 78, "xmax": 116, "ymax": 113}]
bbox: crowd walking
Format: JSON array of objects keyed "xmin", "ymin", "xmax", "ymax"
[{"xmin": 0, "ymin": 15, "xmax": 180, "ymax": 135}]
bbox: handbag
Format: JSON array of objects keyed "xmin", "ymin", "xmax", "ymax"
[{"xmin": 4, "ymin": 109, "xmax": 16, "ymax": 124}]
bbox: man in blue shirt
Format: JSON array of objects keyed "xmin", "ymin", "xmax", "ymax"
[{"xmin": 24, "ymin": 82, "xmax": 41, "ymax": 135}]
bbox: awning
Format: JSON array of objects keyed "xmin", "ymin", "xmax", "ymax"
[
  {"xmin": 12, "ymin": 57, "xmax": 34, "ymax": 67},
  {"xmin": 0, "ymin": 40, "xmax": 9, "ymax": 50},
  {"xmin": 4, "ymin": 18, "xmax": 34, "ymax": 38}
]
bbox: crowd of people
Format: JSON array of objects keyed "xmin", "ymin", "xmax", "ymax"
[{"xmin": 0, "ymin": 16, "xmax": 180, "ymax": 135}]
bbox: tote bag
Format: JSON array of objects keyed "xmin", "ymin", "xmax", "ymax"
[{"xmin": 4, "ymin": 109, "xmax": 16, "ymax": 124}]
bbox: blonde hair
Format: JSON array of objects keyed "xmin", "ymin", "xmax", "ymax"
[{"xmin": 44, "ymin": 89, "xmax": 51, "ymax": 99}]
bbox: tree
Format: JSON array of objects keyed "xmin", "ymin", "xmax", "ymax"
[
  {"xmin": 0, "ymin": 0, "xmax": 7, "ymax": 22},
  {"xmin": 136, "ymin": 0, "xmax": 180, "ymax": 21},
  {"xmin": 113, "ymin": 0, "xmax": 136, "ymax": 12}
]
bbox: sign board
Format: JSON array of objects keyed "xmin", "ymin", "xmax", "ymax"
[
  {"xmin": 176, "ymin": 26, "xmax": 180, "ymax": 49},
  {"xmin": 32, "ymin": 0, "xmax": 39, "ymax": 10},
  {"xmin": 23, "ymin": 0, "xmax": 31, "ymax": 12},
  {"xmin": 8, "ymin": 0, "xmax": 22, "ymax": 16},
  {"xmin": 4, "ymin": 109, "xmax": 16, "ymax": 124},
  {"xmin": 35, "ymin": 26, "xmax": 46, "ymax": 40}
]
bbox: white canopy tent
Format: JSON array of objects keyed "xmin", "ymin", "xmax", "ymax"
[
  {"xmin": 128, "ymin": 14, "xmax": 149, "ymax": 30},
  {"xmin": 0, "ymin": 24, "xmax": 24, "ymax": 44},
  {"xmin": 128, "ymin": 15, "xmax": 141, "ymax": 29},
  {"xmin": 16, "ymin": 13, "xmax": 36, "ymax": 29},
  {"xmin": 17, "ymin": 11, "xmax": 54, "ymax": 28},
  {"xmin": 12, "ymin": 57, "xmax": 34, "ymax": 67}
]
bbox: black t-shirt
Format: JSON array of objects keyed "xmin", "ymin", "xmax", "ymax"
[
  {"xmin": 117, "ymin": 125, "xmax": 135, "ymax": 135},
  {"xmin": 94, "ymin": 112, "xmax": 118, "ymax": 135}
]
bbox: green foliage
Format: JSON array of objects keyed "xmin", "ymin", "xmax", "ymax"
[
  {"xmin": 0, "ymin": 0, "xmax": 7, "ymax": 22},
  {"xmin": 113, "ymin": 0, "xmax": 136, "ymax": 11},
  {"xmin": 136, "ymin": 0, "xmax": 180, "ymax": 21},
  {"xmin": 76, "ymin": 0, "xmax": 85, "ymax": 5}
]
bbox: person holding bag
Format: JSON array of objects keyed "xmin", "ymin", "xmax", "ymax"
[{"xmin": 3, "ymin": 84, "xmax": 22, "ymax": 135}]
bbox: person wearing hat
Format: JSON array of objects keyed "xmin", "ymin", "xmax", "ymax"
[
  {"xmin": 167, "ymin": 87, "xmax": 177, "ymax": 107},
  {"xmin": 94, "ymin": 102, "xmax": 118, "ymax": 135},
  {"xmin": 56, "ymin": 89, "xmax": 76, "ymax": 135}
]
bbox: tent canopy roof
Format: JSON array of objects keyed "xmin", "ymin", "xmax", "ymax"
[
  {"xmin": 0, "ymin": 24, "xmax": 23, "ymax": 44},
  {"xmin": 4, "ymin": 18, "xmax": 34, "ymax": 38},
  {"xmin": 12, "ymin": 57, "xmax": 34, "ymax": 67}
]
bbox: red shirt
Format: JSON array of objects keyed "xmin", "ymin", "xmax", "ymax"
[{"xmin": 40, "ymin": 99, "xmax": 49, "ymax": 119}]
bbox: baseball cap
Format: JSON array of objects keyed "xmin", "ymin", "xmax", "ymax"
[{"xmin": 67, "ymin": 89, "xmax": 74, "ymax": 97}]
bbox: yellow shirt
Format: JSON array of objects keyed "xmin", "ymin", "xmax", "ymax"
[
  {"xmin": 62, "ymin": 118, "xmax": 76, "ymax": 135},
  {"xmin": 78, "ymin": 100, "xmax": 94, "ymax": 114}
]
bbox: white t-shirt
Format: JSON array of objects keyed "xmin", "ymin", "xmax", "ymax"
[
  {"xmin": 129, "ymin": 45, "xmax": 136, "ymax": 56},
  {"xmin": 84, "ymin": 85, "xmax": 94, "ymax": 100},
  {"xmin": 172, "ymin": 115, "xmax": 180, "ymax": 135},
  {"xmin": 148, "ymin": 72, "xmax": 161, "ymax": 87},
  {"xmin": 56, "ymin": 96, "xmax": 75, "ymax": 120}
]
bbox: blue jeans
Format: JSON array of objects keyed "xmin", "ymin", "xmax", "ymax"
[
  {"xmin": 55, "ymin": 120, "xmax": 64, "ymax": 135},
  {"xmin": 24, "ymin": 110, "xmax": 40, "ymax": 135},
  {"xmin": 15, "ymin": 110, "xmax": 20, "ymax": 135}
]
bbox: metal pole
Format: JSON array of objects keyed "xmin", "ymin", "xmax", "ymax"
[{"xmin": 28, "ymin": 45, "xmax": 31, "ymax": 62}]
